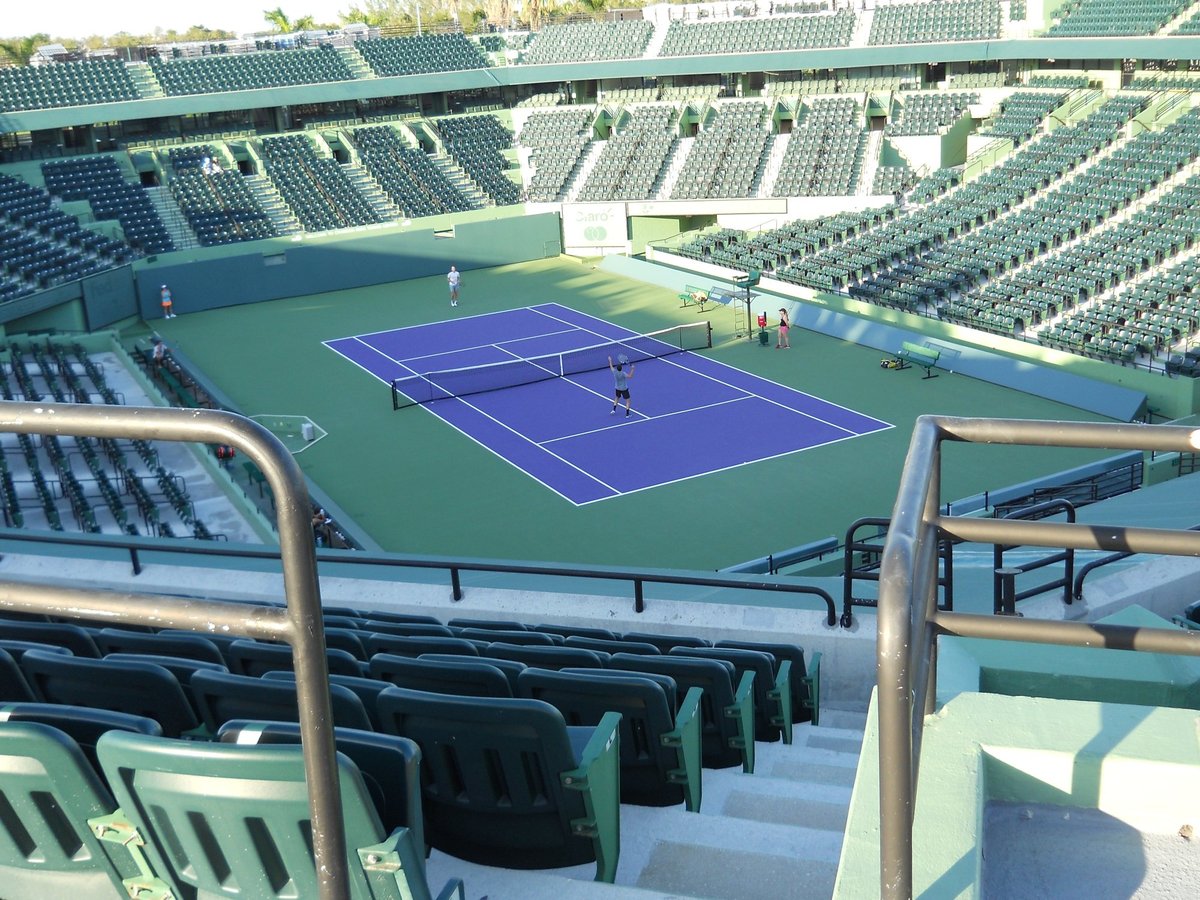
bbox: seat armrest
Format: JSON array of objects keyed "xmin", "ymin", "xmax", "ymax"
[
  {"xmin": 561, "ymin": 710, "xmax": 622, "ymax": 883},
  {"xmin": 770, "ymin": 659, "xmax": 793, "ymax": 745},
  {"xmin": 662, "ymin": 685, "xmax": 704, "ymax": 812},
  {"xmin": 360, "ymin": 827, "xmax": 465, "ymax": 900},
  {"xmin": 803, "ymin": 651, "xmax": 822, "ymax": 726},
  {"xmin": 725, "ymin": 670, "xmax": 756, "ymax": 774}
]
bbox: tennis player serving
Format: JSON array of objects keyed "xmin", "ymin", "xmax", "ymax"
[{"xmin": 609, "ymin": 354, "xmax": 635, "ymax": 417}]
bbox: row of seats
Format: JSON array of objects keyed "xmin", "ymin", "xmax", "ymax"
[
  {"xmin": 356, "ymin": 33, "xmax": 488, "ymax": 77},
  {"xmin": 671, "ymin": 101, "xmax": 772, "ymax": 200},
  {"xmin": 522, "ymin": 21, "xmax": 654, "ymax": 65},
  {"xmin": 0, "ymin": 58, "xmax": 138, "ymax": 113},
  {"xmin": 41, "ymin": 155, "xmax": 174, "ymax": 255},
  {"xmin": 577, "ymin": 106, "xmax": 678, "ymax": 202},
  {"xmin": 884, "ymin": 91, "xmax": 978, "ymax": 137},
  {"xmin": 148, "ymin": 46, "xmax": 354, "ymax": 95},
  {"xmin": 0, "ymin": 607, "xmax": 819, "ymax": 889},
  {"xmin": 520, "ymin": 107, "xmax": 594, "ymax": 203},
  {"xmin": 659, "ymin": 10, "xmax": 856, "ymax": 56},
  {"xmin": 167, "ymin": 145, "xmax": 280, "ymax": 245},
  {"xmin": 1047, "ymin": 0, "xmax": 1191, "ymax": 36},
  {"xmin": 353, "ymin": 125, "xmax": 475, "ymax": 218},
  {"xmin": 436, "ymin": 114, "xmax": 521, "ymax": 206},
  {"xmin": 869, "ymin": 0, "xmax": 1002, "ymax": 44}
]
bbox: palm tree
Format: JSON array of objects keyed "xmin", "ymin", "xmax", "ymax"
[
  {"xmin": 576, "ymin": 0, "xmax": 608, "ymax": 20},
  {"xmin": 0, "ymin": 33, "xmax": 49, "ymax": 67},
  {"xmin": 262, "ymin": 7, "xmax": 293, "ymax": 33}
]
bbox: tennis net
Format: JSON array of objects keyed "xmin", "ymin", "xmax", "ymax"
[{"xmin": 391, "ymin": 320, "xmax": 712, "ymax": 409}]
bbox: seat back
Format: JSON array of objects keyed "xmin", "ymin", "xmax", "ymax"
[
  {"xmin": 369, "ymin": 653, "xmax": 512, "ymax": 698},
  {"xmin": 418, "ymin": 653, "xmax": 527, "ymax": 694},
  {"xmin": 715, "ymin": 639, "xmax": 815, "ymax": 723},
  {"xmin": 621, "ymin": 631, "xmax": 710, "ymax": 654},
  {"xmin": 218, "ymin": 720, "xmax": 425, "ymax": 865},
  {"xmin": 670, "ymin": 646, "xmax": 785, "ymax": 742},
  {"xmin": 102, "ymin": 653, "xmax": 228, "ymax": 716},
  {"xmin": 446, "ymin": 617, "xmax": 527, "ymax": 631},
  {"xmin": 484, "ymin": 642, "xmax": 609, "ymax": 670},
  {"xmin": 323, "ymin": 626, "xmax": 368, "ymax": 659},
  {"xmin": 534, "ymin": 624, "xmax": 618, "ymax": 641},
  {"xmin": 565, "ymin": 635, "xmax": 661, "ymax": 656},
  {"xmin": 0, "ymin": 701, "xmax": 161, "ymax": 773},
  {"xmin": 262, "ymin": 670, "xmax": 390, "ymax": 730},
  {"xmin": 362, "ymin": 621, "xmax": 455, "ymax": 638},
  {"xmin": 0, "ymin": 620, "xmax": 100, "ymax": 657},
  {"xmin": 517, "ymin": 667, "xmax": 687, "ymax": 807},
  {"xmin": 97, "ymin": 730, "xmax": 449, "ymax": 900},
  {"xmin": 227, "ymin": 638, "xmax": 362, "ymax": 677},
  {"xmin": 366, "ymin": 634, "xmax": 481, "ymax": 658},
  {"xmin": 94, "ymin": 627, "xmax": 225, "ymax": 665},
  {"xmin": 376, "ymin": 686, "xmax": 617, "ymax": 878},
  {"xmin": 0, "ymin": 647, "xmax": 35, "ymax": 702},
  {"xmin": 190, "ymin": 669, "xmax": 373, "ymax": 733},
  {"xmin": 18, "ymin": 649, "xmax": 200, "ymax": 738},
  {"xmin": 0, "ymin": 721, "xmax": 143, "ymax": 899},
  {"xmin": 609, "ymin": 652, "xmax": 753, "ymax": 771},
  {"xmin": 459, "ymin": 628, "xmax": 559, "ymax": 645}
]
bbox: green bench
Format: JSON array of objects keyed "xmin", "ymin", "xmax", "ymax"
[
  {"xmin": 679, "ymin": 284, "xmax": 712, "ymax": 311},
  {"xmin": 894, "ymin": 341, "xmax": 941, "ymax": 378}
]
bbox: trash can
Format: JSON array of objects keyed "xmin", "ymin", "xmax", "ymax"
[
  {"xmin": 759, "ymin": 327, "xmax": 770, "ymax": 346},
  {"xmin": 301, "ymin": 422, "xmax": 316, "ymax": 441}
]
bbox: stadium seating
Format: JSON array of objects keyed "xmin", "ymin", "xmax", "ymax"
[
  {"xmin": 519, "ymin": 106, "xmax": 594, "ymax": 202},
  {"xmin": 96, "ymin": 729, "xmax": 464, "ymax": 900},
  {"xmin": 353, "ymin": 125, "xmax": 474, "ymax": 218},
  {"xmin": 577, "ymin": 105, "xmax": 678, "ymax": 201},
  {"xmin": 1047, "ymin": 0, "xmax": 1191, "ymax": 36},
  {"xmin": 670, "ymin": 101, "xmax": 772, "ymax": 199},
  {"xmin": 885, "ymin": 92, "xmax": 978, "ymax": 137},
  {"xmin": 376, "ymin": 686, "xmax": 622, "ymax": 882},
  {"xmin": 41, "ymin": 156, "xmax": 174, "ymax": 254},
  {"xmin": 772, "ymin": 97, "xmax": 865, "ymax": 198},
  {"xmin": 435, "ymin": 114, "xmax": 521, "ymax": 205},
  {"xmin": 167, "ymin": 145, "xmax": 279, "ymax": 245},
  {"xmin": 356, "ymin": 33, "xmax": 488, "ymax": 77},
  {"xmin": 869, "ymin": 0, "xmax": 1002, "ymax": 44},
  {"xmin": 150, "ymin": 46, "xmax": 354, "ymax": 95},
  {"xmin": 522, "ymin": 21, "xmax": 654, "ymax": 65},
  {"xmin": 659, "ymin": 11, "xmax": 855, "ymax": 56},
  {"xmin": 0, "ymin": 58, "xmax": 138, "ymax": 112},
  {"xmin": 261, "ymin": 133, "xmax": 385, "ymax": 231},
  {"xmin": 979, "ymin": 90, "xmax": 1069, "ymax": 145}
]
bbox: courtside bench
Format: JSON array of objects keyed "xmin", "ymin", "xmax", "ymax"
[
  {"xmin": 679, "ymin": 285, "xmax": 712, "ymax": 311},
  {"xmin": 894, "ymin": 341, "xmax": 940, "ymax": 378}
]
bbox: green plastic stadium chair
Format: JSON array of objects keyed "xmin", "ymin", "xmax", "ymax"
[
  {"xmin": 377, "ymin": 686, "xmax": 622, "ymax": 882},
  {"xmin": 97, "ymin": 729, "xmax": 464, "ymax": 900},
  {"xmin": 0, "ymin": 721, "xmax": 160, "ymax": 900}
]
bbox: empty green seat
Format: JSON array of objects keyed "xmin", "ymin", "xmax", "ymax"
[
  {"xmin": 97, "ymin": 729, "xmax": 464, "ymax": 900},
  {"xmin": 377, "ymin": 686, "xmax": 621, "ymax": 882}
]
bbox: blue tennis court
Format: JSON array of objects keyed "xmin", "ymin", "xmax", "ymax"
[{"xmin": 325, "ymin": 303, "xmax": 892, "ymax": 504}]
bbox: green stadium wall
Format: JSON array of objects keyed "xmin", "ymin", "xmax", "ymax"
[{"xmin": 130, "ymin": 212, "xmax": 562, "ymax": 318}]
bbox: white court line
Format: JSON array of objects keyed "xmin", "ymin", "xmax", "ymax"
[
  {"xmin": 540, "ymin": 395, "xmax": 751, "ymax": 445},
  {"xmin": 320, "ymin": 339, "xmax": 403, "ymax": 384},
  {"xmin": 531, "ymin": 304, "xmax": 876, "ymax": 438},
  {"xmin": 397, "ymin": 326, "xmax": 580, "ymax": 369},
  {"xmin": 326, "ymin": 305, "xmax": 547, "ymax": 342},
  {"xmin": 440, "ymin": 393, "xmax": 620, "ymax": 500}
]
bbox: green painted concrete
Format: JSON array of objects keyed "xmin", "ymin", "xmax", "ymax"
[
  {"xmin": 835, "ymin": 690, "xmax": 1200, "ymax": 898},
  {"xmin": 938, "ymin": 606, "xmax": 1200, "ymax": 711}
]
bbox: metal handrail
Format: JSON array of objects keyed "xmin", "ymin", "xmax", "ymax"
[
  {"xmin": 0, "ymin": 529, "xmax": 841, "ymax": 625},
  {"xmin": 878, "ymin": 416, "xmax": 1200, "ymax": 899},
  {"xmin": 0, "ymin": 401, "xmax": 350, "ymax": 900}
]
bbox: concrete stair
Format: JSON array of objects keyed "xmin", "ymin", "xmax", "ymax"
[
  {"xmin": 422, "ymin": 715, "xmax": 866, "ymax": 900},
  {"xmin": 143, "ymin": 185, "xmax": 199, "ymax": 250}
]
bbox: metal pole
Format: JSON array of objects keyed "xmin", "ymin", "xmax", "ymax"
[{"xmin": 0, "ymin": 401, "xmax": 350, "ymax": 900}]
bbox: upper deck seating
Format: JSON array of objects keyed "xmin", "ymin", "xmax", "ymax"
[
  {"xmin": 522, "ymin": 21, "xmax": 654, "ymax": 65},
  {"xmin": 659, "ymin": 11, "xmax": 855, "ymax": 56},
  {"xmin": 0, "ymin": 58, "xmax": 138, "ymax": 113},
  {"xmin": 356, "ymin": 33, "xmax": 488, "ymax": 76},
  {"xmin": 869, "ymin": 0, "xmax": 1002, "ymax": 44},
  {"xmin": 150, "ymin": 46, "xmax": 353, "ymax": 95}
]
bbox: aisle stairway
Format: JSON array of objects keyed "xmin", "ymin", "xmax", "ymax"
[{"xmin": 423, "ymin": 711, "xmax": 867, "ymax": 900}]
